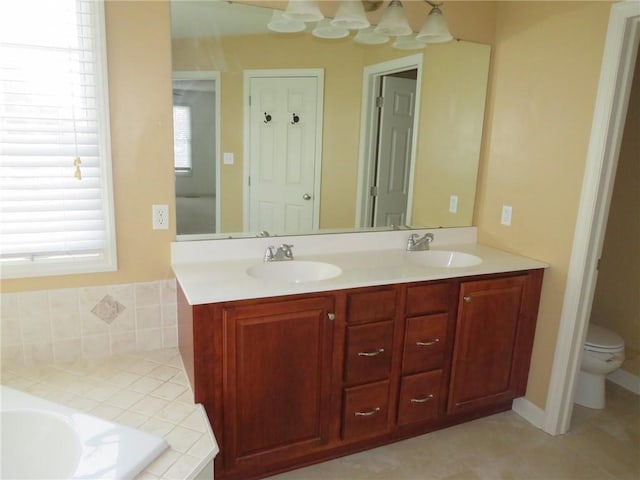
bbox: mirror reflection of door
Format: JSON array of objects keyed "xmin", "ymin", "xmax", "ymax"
[
  {"xmin": 246, "ymin": 71, "xmax": 323, "ymax": 234},
  {"xmin": 172, "ymin": 76, "xmax": 218, "ymax": 237},
  {"xmin": 373, "ymin": 72, "xmax": 417, "ymax": 227}
]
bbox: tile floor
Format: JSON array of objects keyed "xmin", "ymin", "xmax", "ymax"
[{"xmin": 268, "ymin": 383, "xmax": 639, "ymax": 480}]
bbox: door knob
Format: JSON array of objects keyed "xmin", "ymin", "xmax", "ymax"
[{"xmin": 303, "ymin": 193, "xmax": 311, "ymax": 200}]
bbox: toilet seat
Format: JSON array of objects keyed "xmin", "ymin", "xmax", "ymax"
[{"xmin": 584, "ymin": 323, "xmax": 624, "ymax": 353}]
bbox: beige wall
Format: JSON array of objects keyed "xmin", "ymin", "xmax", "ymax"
[
  {"xmin": 412, "ymin": 42, "xmax": 491, "ymax": 227},
  {"xmin": 475, "ymin": 1, "xmax": 611, "ymax": 408},
  {"xmin": 1, "ymin": 1, "xmax": 175, "ymax": 293},
  {"xmin": 590, "ymin": 52, "xmax": 640, "ymax": 357}
]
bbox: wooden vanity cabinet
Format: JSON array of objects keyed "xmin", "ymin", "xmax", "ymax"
[
  {"xmin": 447, "ymin": 270, "xmax": 544, "ymax": 416},
  {"xmin": 178, "ymin": 269, "xmax": 544, "ymax": 480},
  {"xmin": 340, "ymin": 286, "xmax": 400, "ymax": 442},
  {"xmin": 396, "ymin": 282, "xmax": 457, "ymax": 428}
]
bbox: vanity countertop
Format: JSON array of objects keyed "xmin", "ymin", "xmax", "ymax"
[
  {"xmin": 173, "ymin": 240, "xmax": 548, "ymax": 305},
  {"xmin": 1, "ymin": 348, "xmax": 218, "ymax": 480}
]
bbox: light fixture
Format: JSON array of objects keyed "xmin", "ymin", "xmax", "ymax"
[
  {"xmin": 313, "ymin": 19, "xmax": 350, "ymax": 39},
  {"xmin": 267, "ymin": 10, "xmax": 307, "ymax": 33},
  {"xmin": 416, "ymin": 2, "xmax": 454, "ymax": 43},
  {"xmin": 354, "ymin": 26, "xmax": 389, "ymax": 45},
  {"xmin": 269, "ymin": 0, "xmax": 455, "ymax": 50},
  {"xmin": 283, "ymin": 0, "xmax": 324, "ymax": 23},
  {"xmin": 373, "ymin": 0, "xmax": 412, "ymax": 37},
  {"xmin": 392, "ymin": 34, "xmax": 427, "ymax": 50},
  {"xmin": 331, "ymin": 0, "xmax": 370, "ymax": 30}
]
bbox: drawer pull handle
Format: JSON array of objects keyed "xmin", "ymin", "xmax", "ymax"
[
  {"xmin": 354, "ymin": 407, "xmax": 381, "ymax": 417},
  {"xmin": 357, "ymin": 348, "xmax": 385, "ymax": 357},
  {"xmin": 416, "ymin": 339, "xmax": 439, "ymax": 347},
  {"xmin": 410, "ymin": 394, "xmax": 434, "ymax": 404}
]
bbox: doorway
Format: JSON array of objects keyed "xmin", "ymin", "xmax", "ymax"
[
  {"xmin": 243, "ymin": 69, "xmax": 324, "ymax": 234},
  {"xmin": 356, "ymin": 54, "xmax": 423, "ymax": 229},
  {"xmin": 172, "ymin": 71, "xmax": 221, "ymax": 239},
  {"xmin": 543, "ymin": 4, "xmax": 640, "ymax": 435}
]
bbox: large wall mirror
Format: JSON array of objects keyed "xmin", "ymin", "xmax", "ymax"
[{"xmin": 170, "ymin": 1, "xmax": 491, "ymax": 239}]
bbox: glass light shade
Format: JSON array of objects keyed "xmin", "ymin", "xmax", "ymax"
[
  {"xmin": 283, "ymin": 0, "xmax": 324, "ymax": 23},
  {"xmin": 312, "ymin": 19, "xmax": 349, "ymax": 39},
  {"xmin": 331, "ymin": 0, "xmax": 370, "ymax": 30},
  {"xmin": 373, "ymin": 0, "xmax": 412, "ymax": 37},
  {"xmin": 392, "ymin": 34, "xmax": 426, "ymax": 50},
  {"xmin": 416, "ymin": 6, "xmax": 453, "ymax": 43},
  {"xmin": 354, "ymin": 26, "xmax": 389, "ymax": 45},
  {"xmin": 267, "ymin": 11, "xmax": 307, "ymax": 33}
]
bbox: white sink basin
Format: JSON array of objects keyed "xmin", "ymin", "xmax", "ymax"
[
  {"xmin": 408, "ymin": 250, "xmax": 482, "ymax": 268},
  {"xmin": 247, "ymin": 261, "xmax": 342, "ymax": 284}
]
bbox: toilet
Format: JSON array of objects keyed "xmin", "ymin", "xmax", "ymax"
[{"xmin": 575, "ymin": 323, "xmax": 625, "ymax": 409}]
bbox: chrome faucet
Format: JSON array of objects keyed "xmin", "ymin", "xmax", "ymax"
[
  {"xmin": 264, "ymin": 244, "xmax": 294, "ymax": 262},
  {"xmin": 406, "ymin": 233, "xmax": 434, "ymax": 251}
]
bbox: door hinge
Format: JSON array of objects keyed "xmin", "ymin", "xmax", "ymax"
[
  {"xmin": 248, "ymin": 176, "xmax": 251, "ymax": 187},
  {"xmin": 375, "ymin": 96, "xmax": 384, "ymax": 108},
  {"xmin": 248, "ymin": 95, "xmax": 251, "ymax": 106},
  {"xmin": 370, "ymin": 185, "xmax": 378, "ymax": 197}
]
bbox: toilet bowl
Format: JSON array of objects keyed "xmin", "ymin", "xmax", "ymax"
[{"xmin": 575, "ymin": 323, "xmax": 625, "ymax": 409}]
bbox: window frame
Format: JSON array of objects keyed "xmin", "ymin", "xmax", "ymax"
[{"xmin": 0, "ymin": 0, "xmax": 117, "ymax": 279}]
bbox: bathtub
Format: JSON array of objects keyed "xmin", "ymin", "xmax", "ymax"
[{"xmin": 1, "ymin": 385, "xmax": 168, "ymax": 479}]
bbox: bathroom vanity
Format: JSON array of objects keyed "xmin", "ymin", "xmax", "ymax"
[{"xmin": 173, "ymin": 229, "xmax": 546, "ymax": 480}]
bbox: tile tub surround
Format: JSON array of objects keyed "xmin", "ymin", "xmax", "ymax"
[
  {"xmin": 1, "ymin": 279, "xmax": 178, "ymax": 367},
  {"xmin": 0, "ymin": 348, "xmax": 218, "ymax": 480}
]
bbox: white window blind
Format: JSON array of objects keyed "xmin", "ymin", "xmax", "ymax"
[
  {"xmin": 173, "ymin": 105, "xmax": 192, "ymax": 172},
  {"xmin": 0, "ymin": 0, "xmax": 116, "ymax": 278}
]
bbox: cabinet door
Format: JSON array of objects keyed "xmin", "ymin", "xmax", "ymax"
[
  {"xmin": 448, "ymin": 275, "xmax": 527, "ymax": 414},
  {"xmin": 222, "ymin": 296, "xmax": 335, "ymax": 470}
]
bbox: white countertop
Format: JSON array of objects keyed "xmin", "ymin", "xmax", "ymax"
[{"xmin": 173, "ymin": 238, "xmax": 548, "ymax": 305}]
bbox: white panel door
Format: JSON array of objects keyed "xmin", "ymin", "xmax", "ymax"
[
  {"xmin": 249, "ymin": 76, "xmax": 319, "ymax": 234},
  {"xmin": 373, "ymin": 76, "xmax": 416, "ymax": 227}
]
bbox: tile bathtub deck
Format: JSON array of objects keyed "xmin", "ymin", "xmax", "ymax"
[{"xmin": 0, "ymin": 348, "xmax": 217, "ymax": 480}]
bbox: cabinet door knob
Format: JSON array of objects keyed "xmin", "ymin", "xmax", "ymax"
[
  {"xmin": 463, "ymin": 295, "xmax": 472, "ymax": 303},
  {"xmin": 354, "ymin": 407, "xmax": 381, "ymax": 416},
  {"xmin": 410, "ymin": 394, "xmax": 434, "ymax": 404},
  {"xmin": 327, "ymin": 313, "xmax": 335, "ymax": 321},
  {"xmin": 416, "ymin": 338, "xmax": 439, "ymax": 347},
  {"xmin": 357, "ymin": 348, "xmax": 385, "ymax": 357}
]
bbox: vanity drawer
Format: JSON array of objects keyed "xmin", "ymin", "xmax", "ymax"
[
  {"xmin": 342, "ymin": 380, "xmax": 390, "ymax": 441},
  {"xmin": 397, "ymin": 370, "xmax": 443, "ymax": 426},
  {"xmin": 406, "ymin": 283, "xmax": 450, "ymax": 317},
  {"xmin": 344, "ymin": 322, "xmax": 393, "ymax": 385},
  {"xmin": 346, "ymin": 287, "xmax": 397, "ymax": 325},
  {"xmin": 402, "ymin": 313, "xmax": 448, "ymax": 374}
]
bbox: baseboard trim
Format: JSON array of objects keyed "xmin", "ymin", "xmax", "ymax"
[
  {"xmin": 608, "ymin": 369, "xmax": 640, "ymax": 395},
  {"xmin": 512, "ymin": 397, "xmax": 545, "ymax": 428}
]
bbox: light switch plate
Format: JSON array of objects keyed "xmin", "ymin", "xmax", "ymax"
[
  {"xmin": 223, "ymin": 152, "xmax": 234, "ymax": 165},
  {"xmin": 501, "ymin": 205, "xmax": 512, "ymax": 226},
  {"xmin": 449, "ymin": 195, "xmax": 458, "ymax": 213}
]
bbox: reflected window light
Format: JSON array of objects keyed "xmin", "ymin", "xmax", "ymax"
[{"xmin": 173, "ymin": 104, "xmax": 193, "ymax": 173}]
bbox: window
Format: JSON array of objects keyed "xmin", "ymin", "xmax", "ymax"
[
  {"xmin": 0, "ymin": 0, "xmax": 116, "ymax": 278},
  {"xmin": 173, "ymin": 104, "xmax": 192, "ymax": 173}
]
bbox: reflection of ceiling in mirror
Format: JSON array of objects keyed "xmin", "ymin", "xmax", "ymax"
[{"xmin": 171, "ymin": 2, "xmax": 273, "ymax": 38}]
